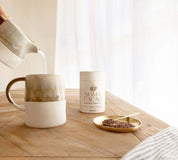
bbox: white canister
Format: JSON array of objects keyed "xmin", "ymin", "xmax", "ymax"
[{"xmin": 80, "ymin": 71, "xmax": 105, "ymax": 113}]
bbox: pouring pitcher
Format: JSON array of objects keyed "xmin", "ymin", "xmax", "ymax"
[{"xmin": 0, "ymin": 15, "xmax": 39, "ymax": 68}]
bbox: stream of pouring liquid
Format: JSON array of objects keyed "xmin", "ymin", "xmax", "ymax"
[{"xmin": 38, "ymin": 50, "xmax": 47, "ymax": 74}]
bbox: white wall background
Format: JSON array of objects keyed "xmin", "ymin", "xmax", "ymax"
[{"xmin": 0, "ymin": 0, "xmax": 57, "ymax": 91}]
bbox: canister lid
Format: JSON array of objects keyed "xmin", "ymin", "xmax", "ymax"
[{"xmin": 80, "ymin": 71, "xmax": 105, "ymax": 80}]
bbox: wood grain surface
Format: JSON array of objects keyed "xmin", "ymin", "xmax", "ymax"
[{"xmin": 0, "ymin": 89, "xmax": 169, "ymax": 160}]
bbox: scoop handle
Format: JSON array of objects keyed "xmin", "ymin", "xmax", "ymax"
[{"xmin": 114, "ymin": 112, "xmax": 140, "ymax": 121}]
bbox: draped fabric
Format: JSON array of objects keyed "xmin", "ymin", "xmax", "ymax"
[
  {"xmin": 121, "ymin": 127, "xmax": 178, "ymax": 160},
  {"xmin": 55, "ymin": 0, "xmax": 178, "ymax": 126}
]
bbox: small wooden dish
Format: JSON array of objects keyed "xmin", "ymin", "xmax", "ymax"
[{"xmin": 93, "ymin": 115, "xmax": 142, "ymax": 133}]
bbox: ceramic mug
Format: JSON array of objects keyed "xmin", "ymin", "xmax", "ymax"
[{"xmin": 6, "ymin": 74, "xmax": 66, "ymax": 128}]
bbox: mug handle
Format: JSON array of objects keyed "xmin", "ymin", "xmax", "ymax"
[{"xmin": 6, "ymin": 77, "xmax": 25, "ymax": 111}]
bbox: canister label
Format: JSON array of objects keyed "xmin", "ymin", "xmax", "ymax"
[{"xmin": 80, "ymin": 80, "xmax": 105, "ymax": 113}]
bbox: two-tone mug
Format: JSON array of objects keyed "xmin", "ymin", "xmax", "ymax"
[{"xmin": 6, "ymin": 74, "xmax": 66, "ymax": 128}]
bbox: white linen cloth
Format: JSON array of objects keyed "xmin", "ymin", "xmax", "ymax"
[{"xmin": 121, "ymin": 127, "xmax": 178, "ymax": 160}]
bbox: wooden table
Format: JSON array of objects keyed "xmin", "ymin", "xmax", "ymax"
[{"xmin": 0, "ymin": 89, "xmax": 169, "ymax": 160}]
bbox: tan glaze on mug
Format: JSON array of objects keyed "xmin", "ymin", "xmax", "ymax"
[{"xmin": 6, "ymin": 74, "xmax": 65, "ymax": 103}]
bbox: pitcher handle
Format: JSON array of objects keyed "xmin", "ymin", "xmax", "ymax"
[{"xmin": 6, "ymin": 77, "xmax": 25, "ymax": 111}]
